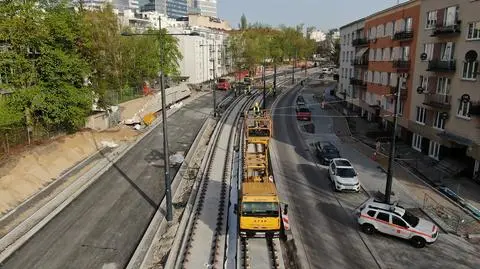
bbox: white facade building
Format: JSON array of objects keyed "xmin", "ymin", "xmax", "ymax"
[
  {"xmin": 115, "ymin": 10, "xmax": 230, "ymax": 84},
  {"xmin": 339, "ymin": 19, "xmax": 366, "ymax": 106},
  {"xmin": 174, "ymin": 28, "xmax": 228, "ymax": 83},
  {"xmin": 310, "ymin": 30, "xmax": 326, "ymax": 42}
]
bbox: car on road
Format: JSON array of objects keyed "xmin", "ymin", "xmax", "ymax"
[
  {"xmin": 244, "ymin": 76, "xmax": 252, "ymax": 86},
  {"xmin": 321, "ymin": 67, "xmax": 332, "ymax": 75},
  {"xmin": 328, "ymin": 158, "xmax": 360, "ymax": 192},
  {"xmin": 356, "ymin": 198, "xmax": 439, "ymax": 248},
  {"xmin": 296, "ymin": 95, "xmax": 306, "ymax": 106},
  {"xmin": 216, "ymin": 78, "xmax": 231, "ymax": 90},
  {"xmin": 296, "ymin": 105, "xmax": 311, "ymax": 121},
  {"xmin": 314, "ymin": 142, "xmax": 341, "ymax": 165}
]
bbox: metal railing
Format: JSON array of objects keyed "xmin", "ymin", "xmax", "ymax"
[
  {"xmin": 352, "ymin": 38, "xmax": 368, "ymax": 46},
  {"xmin": 427, "ymin": 59, "xmax": 456, "ymax": 72},
  {"xmin": 423, "ymin": 93, "xmax": 452, "ymax": 109},
  {"xmin": 352, "ymin": 58, "xmax": 369, "ymax": 66},
  {"xmin": 392, "ymin": 60, "xmax": 411, "ymax": 69},
  {"xmin": 431, "ymin": 21, "xmax": 461, "ymax": 36},
  {"xmin": 393, "ymin": 30, "xmax": 414, "ymax": 40}
]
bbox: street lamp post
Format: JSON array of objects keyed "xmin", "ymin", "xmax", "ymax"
[
  {"xmin": 292, "ymin": 50, "xmax": 297, "ymax": 84},
  {"xmin": 121, "ymin": 17, "xmax": 198, "ymax": 222},
  {"xmin": 263, "ymin": 58, "xmax": 266, "ymax": 109},
  {"xmin": 384, "ymin": 76, "xmax": 404, "ymax": 204},
  {"xmin": 273, "ymin": 62, "xmax": 277, "ymax": 97},
  {"xmin": 200, "ymin": 39, "xmax": 218, "ymax": 117}
]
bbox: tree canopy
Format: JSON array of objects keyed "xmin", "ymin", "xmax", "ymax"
[
  {"xmin": 228, "ymin": 24, "xmax": 316, "ymax": 76},
  {"xmin": 0, "ymin": 1, "xmax": 181, "ymax": 132}
]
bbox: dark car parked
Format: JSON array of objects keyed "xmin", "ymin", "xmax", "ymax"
[{"xmin": 314, "ymin": 141, "xmax": 341, "ymax": 165}]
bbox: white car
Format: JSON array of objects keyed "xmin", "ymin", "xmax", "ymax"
[
  {"xmin": 356, "ymin": 198, "xmax": 439, "ymax": 248},
  {"xmin": 321, "ymin": 67, "xmax": 332, "ymax": 75},
  {"xmin": 328, "ymin": 158, "xmax": 360, "ymax": 192}
]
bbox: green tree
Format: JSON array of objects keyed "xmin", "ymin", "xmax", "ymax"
[
  {"xmin": 240, "ymin": 14, "xmax": 248, "ymax": 30},
  {"xmin": 0, "ymin": 1, "xmax": 92, "ymax": 132}
]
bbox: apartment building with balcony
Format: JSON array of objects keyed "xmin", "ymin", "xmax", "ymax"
[
  {"xmin": 340, "ymin": 1, "xmax": 421, "ymax": 129},
  {"xmin": 339, "ymin": 19, "xmax": 366, "ymax": 106},
  {"xmin": 411, "ymin": 0, "xmax": 480, "ymax": 177}
]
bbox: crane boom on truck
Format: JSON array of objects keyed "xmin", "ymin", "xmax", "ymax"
[{"xmin": 238, "ymin": 108, "xmax": 284, "ymax": 238}]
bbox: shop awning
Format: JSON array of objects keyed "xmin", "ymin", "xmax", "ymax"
[
  {"xmin": 437, "ymin": 131, "xmax": 473, "ymax": 146},
  {"xmin": 356, "ymin": 47, "xmax": 369, "ymax": 58}
]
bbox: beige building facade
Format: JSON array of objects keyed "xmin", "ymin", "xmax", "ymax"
[{"xmin": 411, "ymin": 0, "xmax": 479, "ymax": 176}]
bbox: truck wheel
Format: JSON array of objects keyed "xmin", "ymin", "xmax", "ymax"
[
  {"xmin": 361, "ymin": 224, "xmax": 375, "ymax": 235},
  {"xmin": 411, "ymin": 236, "xmax": 426, "ymax": 248}
]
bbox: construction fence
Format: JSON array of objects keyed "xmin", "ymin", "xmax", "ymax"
[{"xmin": 423, "ymin": 193, "xmax": 480, "ymax": 236}]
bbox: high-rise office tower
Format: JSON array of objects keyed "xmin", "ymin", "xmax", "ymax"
[{"xmin": 194, "ymin": 0, "xmax": 216, "ymax": 17}]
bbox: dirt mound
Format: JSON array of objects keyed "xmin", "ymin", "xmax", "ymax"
[{"xmin": 0, "ymin": 126, "xmax": 139, "ymax": 216}]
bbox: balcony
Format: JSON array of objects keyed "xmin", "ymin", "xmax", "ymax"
[
  {"xmin": 352, "ymin": 58, "xmax": 369, "ymax": 67},
  {"xmin": 392, "ymin": 60, "xmax": 411, "ymax": 70},
  {"xmin": 393, "ymin": 30, "xmax": 414, "ymax": 41},
  {"xmin": 470, "ymin": 101, "xmax": 480, "ymax": 116},
  {"xmin": 350, "ymin": 78, "xmax": 367, "ymax": 89},
  {"xmin": 423, "ymin": 93, "xmax": 452, "ymax": 109},
  {"xmin": 431, "ymin": 21, "xmax": 461, "ymax": 37},
  {"xmin": 352, "ymin": 38, "xmax": 368, "ymax": 47},
  {"xmin": 427, "ymin": 59, "xmax": 456, "ymax": 72},
  {"xmin": 389, "ymin": 86, "xmax": 408, "ymax": 100}
]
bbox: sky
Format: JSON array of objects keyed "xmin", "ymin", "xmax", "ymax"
[{"xmin": 217, "ymin": 0, "xmax": 409, "ymax": 31}]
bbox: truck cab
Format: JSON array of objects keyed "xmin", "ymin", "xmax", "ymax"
[{"xmin": 239, "ymin": 182, "xmax": 281, "ymax": 238}]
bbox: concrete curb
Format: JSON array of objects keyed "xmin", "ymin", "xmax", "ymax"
[
  {"xmin": 126, "ymin": 116, "xmax": 216, "ymax": 269},
  {"xmin": 0, "ymin": 92, "xmax": 208, "ymax": 264},
  {"xmin": 270, "ymin": 81, "xmax": 312, "ymax": 269},
  {"xmin": 162, "ymin": 119, "xmax": 218, "ymax": 269}
]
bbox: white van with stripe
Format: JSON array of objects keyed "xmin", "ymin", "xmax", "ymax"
[{"xmin": 356, "ymin": 198, "xmax": 439, "ymax": 248}]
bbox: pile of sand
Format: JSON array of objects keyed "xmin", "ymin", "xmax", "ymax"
[{"xmin": 0, "ymin": 127, "xmax": 140, "ymax": 216}]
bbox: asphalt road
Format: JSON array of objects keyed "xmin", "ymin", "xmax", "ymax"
[
  {"xmin": 270, "ymin": 82, "xmax": 380, "ymax": 269},
  {"xmin": 270, "ymin": 78, "xmax": 480, "ymax": 269},
  {"xmin": 1, "ymin": 92, "xmax": 226, "ymax": 269}
]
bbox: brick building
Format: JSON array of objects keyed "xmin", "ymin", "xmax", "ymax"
[{"xmin": 340, "ymin": 0, "xmax": 480, "ymax": 178}]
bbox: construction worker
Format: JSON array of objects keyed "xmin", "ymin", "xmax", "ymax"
[{"xmin": 253, "ymin": 102, "xmax": 261, "ymax": 117}]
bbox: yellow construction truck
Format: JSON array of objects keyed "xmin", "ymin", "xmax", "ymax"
[{"xmin": 238, "ymin": 109, "xmax": 284, "ymax": 238}]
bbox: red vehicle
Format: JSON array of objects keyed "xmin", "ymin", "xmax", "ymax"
[
  {"xmin": 296, "ymin": 106, "xmax": 311, "ymax": 121},
  {"xmin": 217, "ymin": 78, "xmax": 231, "ymax": 90}
]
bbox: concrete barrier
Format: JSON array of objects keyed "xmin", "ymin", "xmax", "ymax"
[{"xmin": 85, "ymin": 84, "xmax": 192, "ymax": 131}]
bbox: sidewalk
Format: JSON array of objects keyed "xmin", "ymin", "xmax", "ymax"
[{"xmin": 318, "ymin": 91, "xmax": 480, "ymax": 237}]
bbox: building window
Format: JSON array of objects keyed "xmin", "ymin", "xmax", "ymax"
[
  {"xmin": 406, "ymin": 17, "xmax": 413, "ymax": 32},
  {"xmin": 402, "ymin": 46, "xmax": 410, "ymax": 60},
  {"xmin": 412, "ymin": 133, "xmax": 423, "ymax": 151},
  {"xmin": 420, "ymin": 75, "xmax": 429, "ymax": 89},
  {"xmin": 467, "ymin": 21, "xmax": 480, "ymax": 40},
  {"xmin": 416, "ymin": 106, "xmax": 427, "ymax": 124},
  {"xmin": 463, "ymin": 60, "xmax": 478, "ymax": 80},
  {"xmin": 422, "ymin": 43, "xmax": 434, "ymax": 61},
  {"xmin": 428, "ymin": 141, "xmax": 440, "ymax": 160},
  {"xmin": 433, "ymin": 111, "xmax": 446, "ymax": 130},
  {"xmin": 437, "ymin": 77, "xmax": 451, "ymax": 94},
  {"xmin": 441, "ymin": 42, "xmax": 455, "ymax": 61},
  {"xmin": 426, "ymin": 10, "xmax": 437, "ymax": 29},
  {"xmin": 458, "ymin": 101, "xmax": 471, "ymax": 118}
]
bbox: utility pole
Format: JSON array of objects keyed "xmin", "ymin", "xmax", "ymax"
[
  {"xmin": 384, "ymin": 76, "xmax": 403, "ymax": 204},
  {"xmin": 263, "ymin": 58, "xmax": 266, "ymax": 109},
  {"xmin": 292, "ymin": 50, "xmax": 297, "ymax": 84},
  {"xmin": 273, "ymin": 63, "xmax": 277, "ymax": 97},
  {"xmin": 159, "ymin": 16, "xmax": 172, "ymax": 222},
  {"xmin": 212, "ymin": 39, "xmax": 217, "ymax": 117}
]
